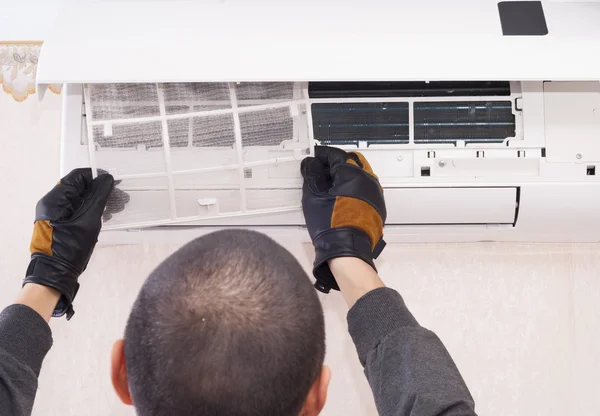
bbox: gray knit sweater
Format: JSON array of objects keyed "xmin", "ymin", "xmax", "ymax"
[{"xmin": 0, "ymin": 288, "xmax": 475, "ymax": 415}]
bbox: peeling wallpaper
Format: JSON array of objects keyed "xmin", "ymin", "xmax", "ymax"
[{"xmin": 1, "ymin": 91, "xmax": 599, "ymax": 415}]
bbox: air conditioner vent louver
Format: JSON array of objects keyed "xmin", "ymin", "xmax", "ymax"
[{"xmin": 308, "ymin": 81, "xmax": 512, "ymax": 98}]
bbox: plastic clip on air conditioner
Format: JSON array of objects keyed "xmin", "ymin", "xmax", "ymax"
[
  {"xmin": 197, "ymin": 198, "xmax": 219, "ymax": 217},
  {"xmin": 103, "ymin": 123, "xmax": 113, "ymax": 137},
  {"xmin": 290, "ymin": 104, "xmax": 299, "ymax": 117}
]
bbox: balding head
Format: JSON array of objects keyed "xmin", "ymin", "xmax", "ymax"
[{"xmin": 117, "ymin": 230, "xmax": 326, "ymax": 415}]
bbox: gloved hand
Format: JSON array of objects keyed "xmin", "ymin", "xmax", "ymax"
[
  {"xmin": 301, "ymin": 146, "xmax": 386, "ymax": 293},
  {"xmin": 24, "ymin": 168, "xmax": 115, "ymax": 319}
]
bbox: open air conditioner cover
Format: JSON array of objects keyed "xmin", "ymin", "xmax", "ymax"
[{"xmin": 36, "ymin": 0, "xmax": 600, "ymax": 88}]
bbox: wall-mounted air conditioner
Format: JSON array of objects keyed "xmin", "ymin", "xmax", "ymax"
[{"xmin": 36, "ymin": 0, "xmax": 600, "ymax": 243}]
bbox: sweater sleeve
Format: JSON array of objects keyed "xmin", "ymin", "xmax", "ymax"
[
  {"xmin": 0, "ymin": 304, "xmax": 53, "ymax": 416},
  {"xmin": 347, "ymin": 287, "xmax": 477, "ymax": 416}
]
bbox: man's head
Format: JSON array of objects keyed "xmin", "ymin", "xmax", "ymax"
[{"xmin": 110, "ymin": 229, "xmax": 329, "ymax": 416}]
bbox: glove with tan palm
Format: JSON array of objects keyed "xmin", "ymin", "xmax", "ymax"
[
  {"xmin": 301, "ymin": 146, "xmax": 386, "ymax": 293},
  {"xmin": 24, "ymin": 169, "xmax": 114, "ymax": 319}
]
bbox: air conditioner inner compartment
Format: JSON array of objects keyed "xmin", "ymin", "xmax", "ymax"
[{"xmin": 83, "ymin": 81, "xmax": 521, "ymax": 230}]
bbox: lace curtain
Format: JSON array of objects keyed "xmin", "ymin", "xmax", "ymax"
[{"xmin": 0, "ymin": 43, "xmax": 62, "ymax": 102}]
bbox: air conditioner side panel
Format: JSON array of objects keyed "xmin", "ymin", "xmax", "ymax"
[
  {"xmin": 544, "ymin": 81, "xmax": 600, "ymax": 164},
  {"xmin": 60, "ymin": 84, "xmax": 89, "ymax": 175}
]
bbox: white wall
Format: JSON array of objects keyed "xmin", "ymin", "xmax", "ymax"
[{"xmin": 1, "ymin": 91, "xmax": 599, "ymax": 416}]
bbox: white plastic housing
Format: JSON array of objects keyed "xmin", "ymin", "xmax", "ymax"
[
  {"xmin": 56, "ymin": 80, "xmax": 600, "ymax": 243},
  {"xmin": 37, "ymin": 0, "xmax": 600, "ymax": 90},
  {"xmin": 38, "ymin": 0, "xmax": 600, "ymax": 243}
]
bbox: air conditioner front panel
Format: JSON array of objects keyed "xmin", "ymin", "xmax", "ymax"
[
  {"xmin": 36, "ymin": 1, "xmax": 600, "ymax": 90},
  {"xmin": 119, "ymin": 186, "xmax": 516, "ymax": 227},
  {"xmin": 383, "ymin": 187, "xmax": 517, "ymax": 225}
]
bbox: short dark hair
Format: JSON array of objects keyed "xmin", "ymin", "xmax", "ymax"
[{"xmin": 124, "ymin": 229, "xmax": 325, "ymax": 416}]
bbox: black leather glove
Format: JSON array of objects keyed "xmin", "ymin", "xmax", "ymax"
[
  {"xmin": 24, "ymin": 168, "xmax": 115, "ymax": 319},
  {"xmin": 301, "ymin": 146, "xmax": 386, "ymax": 294}
]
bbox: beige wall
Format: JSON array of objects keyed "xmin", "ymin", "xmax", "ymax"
[{"xmin": 1, "ymin": 91, "xmax": 598, "ymax": 416}]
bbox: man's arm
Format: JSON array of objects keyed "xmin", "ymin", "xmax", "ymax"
[
  {"xmin": 331, "ymin": 257, "xmax": 476, "ymax": 416},
  {"xmin": 301, "ymin": 146, "xmax": 476, "ymax": 415},
  {"xmin": 0, "ymin": 285, "xmax": 59, "ymax": 416},
  {"xmin": 15, "ymin": 283, "xmax": 61, "ymax": 323},
  {"xmin": 0, "ymin": 169, "xmax": 114, "ymax": 416}
]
